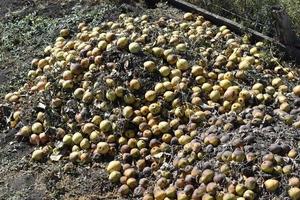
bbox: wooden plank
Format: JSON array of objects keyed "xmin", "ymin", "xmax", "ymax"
[{"xmin": 167, "ymin": 0, "xmax": 287, "ymax": 49}]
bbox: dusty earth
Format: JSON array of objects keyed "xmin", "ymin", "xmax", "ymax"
[
  {"xmin": 0, "ymin": 1, "xmax": 299, "ymax": 200},
  {"xmin": 0, "ymin": 1, "xmax": 182, "ymax": 199}
]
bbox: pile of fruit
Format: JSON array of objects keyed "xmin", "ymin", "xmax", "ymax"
[{"xmin": 3, "ymin": 11, "xmax": 300, "ymax": 200}]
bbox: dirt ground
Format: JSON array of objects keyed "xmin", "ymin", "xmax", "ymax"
[{"xmin": 0, "ymin": 1, "xmax": 181, "ymax": 200}]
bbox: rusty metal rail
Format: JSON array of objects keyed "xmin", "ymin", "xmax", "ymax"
[{"xmin": 167, "ymin": 0, "xmax": 300, "ymax": 62}]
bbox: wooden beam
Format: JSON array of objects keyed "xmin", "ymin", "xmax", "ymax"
[{"xmin": 167, "ymin": 0, "xmax": 288, "ymax": 51}]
